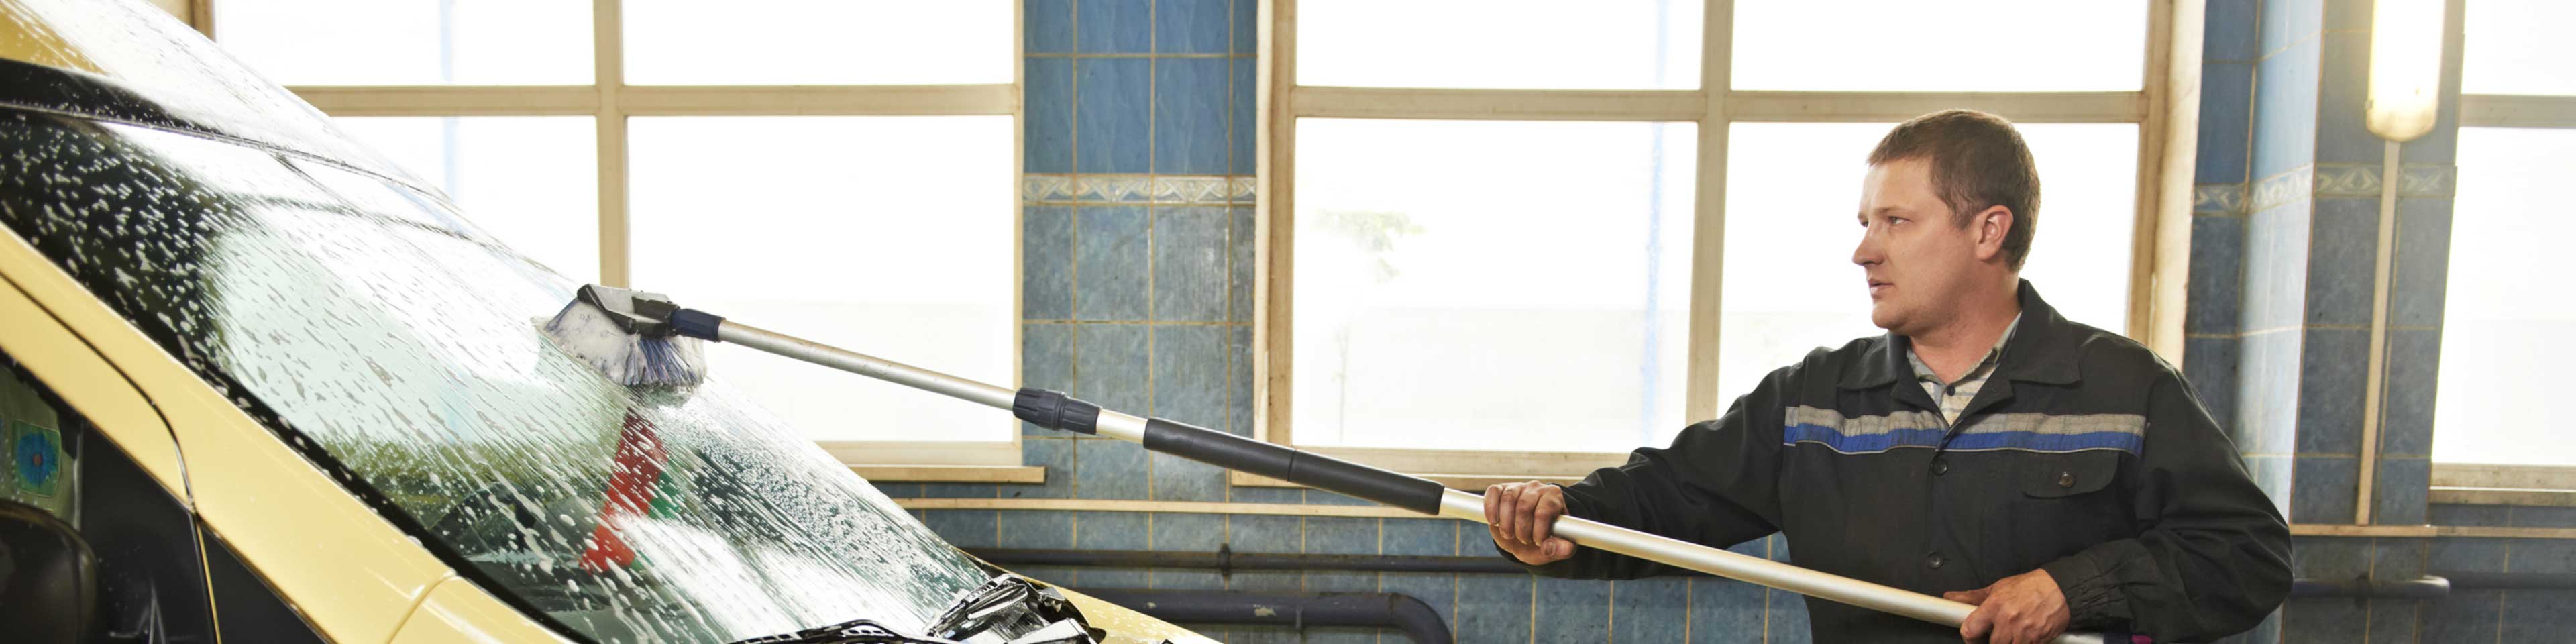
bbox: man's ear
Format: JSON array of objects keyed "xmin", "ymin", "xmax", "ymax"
[{"xmin": 1973, "ymin": 205, "xmax": 2014, "ymax": 263}]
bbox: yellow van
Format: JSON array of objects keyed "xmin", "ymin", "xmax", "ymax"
[{"xmin": 0, "ymin": 1, "xmax": 1208, "ymax": 643}]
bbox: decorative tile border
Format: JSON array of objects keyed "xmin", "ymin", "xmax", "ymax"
[
  {"xmin": 2194, "ymin": 183, "xmax": 2249, "ymax": 215},
  {"xmin": 2251, "ymin": 164, "xmax": 2461, "ymax": 212},
  {"xmin": 1023, "ymin": 174, "xmax": 1256, "ymax": 205},
  {"xmin": 2250, "ymin": 168, "xmax": 2311, "ymax": 213}
]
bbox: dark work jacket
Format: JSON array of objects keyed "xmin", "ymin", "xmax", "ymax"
[{"xmin": 1515, "ymin": 281, "xmax": 2290, "ymax": 643}]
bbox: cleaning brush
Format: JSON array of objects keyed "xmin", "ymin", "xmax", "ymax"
[{"xmin": 540, "ymin": 284, "xmax": 707, "ymax": 390}]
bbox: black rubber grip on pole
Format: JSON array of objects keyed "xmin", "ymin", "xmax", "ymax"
[
  {"xmin": 669, "ymin": 308, "xmax": 725, "ymax": 341},
  {"xmin": 1142, "ymin": 418, "xmax": 1446, "ymax": 515},
  {"xmin": 1012, "ymin": 388, "xmax": 1100, "ymax": 435}
]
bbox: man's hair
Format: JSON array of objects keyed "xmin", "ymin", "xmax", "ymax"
[{"xmin": 1866, "ymin": 109, "xmax": 2041, "ymax": 271}]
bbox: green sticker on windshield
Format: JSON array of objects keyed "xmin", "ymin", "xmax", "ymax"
[{"xmin": 13, "ymin": 420, "xmax": 62, "ymax": 498}]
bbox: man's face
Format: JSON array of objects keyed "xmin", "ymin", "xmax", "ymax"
[{"xmin": 1851, "ymin": 158, "xmax": 1988, "ymax": 335}]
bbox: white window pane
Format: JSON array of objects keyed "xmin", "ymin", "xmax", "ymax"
[
  {"xmin": 629, "ymin": 117, "xmax": 1014, "ymax": 443},
  {"xmin": 1293, "ymin": 119, "xmax": 1697, "ymax": 452},
  {"xmin": 1298, "ymin": 0, "xmax": 1702, "ymax": 90},
  {"xmin": 624, "ymin": 0, "xmax": 1010, "ymax": 85},
  {"xmin": 1731, "ymin": 1, "xmax": 2145, "ymax": 91},
  {"xmin": 2463, "ymin": 0, "xmax": 2576, "ymax": 95},
  {"xmin": 1718, "ymin": 122, "xmax": 2137, "ymax": 402},
  {"xmin": 216, "ymin": 0, "xmax": 591, "ymax": 85},
  {"xmin": 333, "ymin": 116, "xmax": 600, "ymax": 284},
  {"xmin": 2434, "ymin": 128, "xmax": 2576, "ymax": 466}
]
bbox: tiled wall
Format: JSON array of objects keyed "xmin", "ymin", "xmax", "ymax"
[{"xmin": 902, "ymin": 1, "xmax": 2576, "ymax": 641}]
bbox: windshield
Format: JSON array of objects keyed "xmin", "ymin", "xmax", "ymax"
[{"xmin": 0, "ymin": 111, "xmax": 1001, "ymax": 641}]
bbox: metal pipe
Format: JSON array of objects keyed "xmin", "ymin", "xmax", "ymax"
[
  {"xmin": 2432, "ymin": 572, "xmax": 2576, "ymax": 590},
  {"xmin": 704, "ymin": 317, "xmax": 2102, "ymax": 644},
  {"xmin": 1070, "ymin": 589, "xmax": 1451, "ymax": 644},
  {"xmin": 969, "ymin": 547, "xmax": 1533, "ymax": 576}
]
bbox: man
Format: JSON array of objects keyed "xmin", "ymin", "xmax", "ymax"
[{"xmin": 1485, "ymin": 110, "xmax": 2290, "ymax": 643}]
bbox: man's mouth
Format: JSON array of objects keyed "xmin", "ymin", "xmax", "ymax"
[{"xmin": 1866, "ymin": 279, "xmax": 1892, "ymax": 296}]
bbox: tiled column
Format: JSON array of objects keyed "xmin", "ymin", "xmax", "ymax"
[{"xmin": 2192, "ymin": 0, "xmax": 2465, "ymax": 642}]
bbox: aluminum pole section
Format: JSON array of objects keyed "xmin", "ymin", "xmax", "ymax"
[{"xmin": 712, "ymin": 320, "xmax": 2102, "ymax": 644}]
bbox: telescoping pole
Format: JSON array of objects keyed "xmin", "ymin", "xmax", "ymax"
[{"xmin": 692, "ymin": 317, "xmax": 2104, "ymax": 644}]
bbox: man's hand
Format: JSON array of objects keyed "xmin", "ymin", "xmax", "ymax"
[
  {"xmin": 1484, "ymin": 481, "xmax": 1575, "ymax": 566},
  {"xmin": 1946, "ymin": 568, "xmax": 2072, "ymax": 644}
]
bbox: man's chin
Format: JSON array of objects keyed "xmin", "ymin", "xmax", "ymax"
[{"xmin": 1868, "ymin": 307, "xmax": 1903, "ymax": 333}]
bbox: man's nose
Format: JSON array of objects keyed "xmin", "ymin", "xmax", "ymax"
[{"xmin": 1852, "ymin": 229, "xmax": 1881, "ymax": 267}]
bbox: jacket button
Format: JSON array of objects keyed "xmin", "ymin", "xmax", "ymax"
[
  {"xmin": 1926, "ymin": 551, "xmax": 1945, "ymax": 569},
  {"xmin": 2057, "ymin": 471, "xmax": 2076, "ymax": 488},
  {"xmin": 1931, "ymin": 459, "xmax": 1950, "ymax": 476}
]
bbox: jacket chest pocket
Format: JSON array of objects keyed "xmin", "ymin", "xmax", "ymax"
[{"xmin": 2020, "ymin": 451, "xmax": 2121, "ymax": 499}]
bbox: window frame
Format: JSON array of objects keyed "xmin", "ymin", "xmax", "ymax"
[
  {"xmin": 193, "ymin": 1, "xmax": 1037, "ymax": 480},
  {"xmin": 1247, "ymin": 0, "xmax": 2198, "ymax": 487}
]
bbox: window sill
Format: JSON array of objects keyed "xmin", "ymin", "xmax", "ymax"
[
  {"xmin": 1228, "ymin": 470, "xmax": 1583, "ymax": 492},
  {"xmin": 851, "ymin": 464, "xmax": 1046, "ymax": 484}
]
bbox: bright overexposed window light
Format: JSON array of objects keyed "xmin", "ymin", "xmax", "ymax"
[
  {"xmin": 624, "ymin": 0, "xmax": 1010, "ymax": 85},
  {"xmin": 1732, "ymin": 0, "xmax": 2147, "ymax": 91},
  {"xmin": 333, "ymin": 116, "xmax": 601, "ymax": 284},
  {"xmin": 2462, "ymin": 0, "xmax": 2576, "ymax": 96},
  {"xmin": 2433, "ymin": 127, "xmax": 2576, "ymax": 466},
  {"xmin": 1298, "ymin": 0, "xmax": 1702, "ymax": 90},
  {"xmin": 215, "ymin": 0, "xmax": 592, "ymax": 85}
]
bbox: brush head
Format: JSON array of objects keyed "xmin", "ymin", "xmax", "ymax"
[{"xmin": 541, "ymin": 284, "xmax": 707, "ymax": 390}]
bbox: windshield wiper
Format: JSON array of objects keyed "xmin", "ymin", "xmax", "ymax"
[{"xmin": 729, "ymin": 574, "xmax": 1106, "ymax": 644}]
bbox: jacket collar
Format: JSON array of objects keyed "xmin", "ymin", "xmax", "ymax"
[{"xmin": 1839, "ymin": 280, "xmax": 2084, "ymax": 390}]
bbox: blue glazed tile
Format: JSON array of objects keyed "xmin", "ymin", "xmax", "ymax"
[
  {"xmin": 1151, "ymin": 568, "xmax": 1224, "ymax": 590},
  {"xmin": 1024, "ymin": 324, "xmax": 1075, "ymax": 435},
  {"xmin": 1231, "ymin": 514, "xmax": 1300, "ymax": 553},
  {"xmin": 1231, "ymin": 0, "xmax": 1254, "ymax": 54},
  {"xmin": 1536, "ymin": 577, "xmax": 1611, "ymax": 643},
  {"xmin": 1303, "ymin": 627, "xmax": 1381, "ymax": 644},
  {"xmin": 871, "ymin": 482, "xmax": 921, "ymax": 498},
  {"xmin": 1025, "ymin": 0, "xmax": 1074, "ymax": 54},
  {"xmin": 1456, "ymin": 574, "xmax": 1534, "ymax": 644},
  {"xmin": 1024, "ymin": 209, "xmax": 1075, "ymax": 319},
  {"xmin": 1385, "ymin": 519, "xmax": 1458, "ymax": 556},
  {"xmin": 1012, "ymin": 437, "xmax": 1076, "ymax": 498},
  {"xmin": 1230, "ymin": 485, "xmax": 1301, "ymax": 503},
  {"xmin": 1075, "ymin": 438, "xmax": 1148, "ymax": 499},
  {"xmin": 1230, "ymin": 570, "xmax": 1300, "ymax": 592},
  {"xmin": 1074, "ymin": 323, "xmax": 1149, "ymax": 413},
  {"xmin": 1767, "ymin": 590, "xmax": 1813, "ymax": 644},
  {"xmin": 1307, "ymin": 517, "xmax": 1378, "ymax": 555},
  {"xmin": 2232, "ymin": 331, "xmax": 2300, "ymax": 455},
  {"xmin": 2390, "ymin": 197, "xmax": 2453, "ymax": 327},
  {"xmin": 2369, "ymin": 600, "xmax": 2420, "ymax": 643},
  {"xmin": 2260, "ymin": 0, "xmax": 2324, "ymax": 56},
  {"xmin": 1228, "ymin": 626, "xmax": 1295, "ymax": 643},
  {"xmin": 2428, "ymin": 535, "xmax": 2506, "ymax": 572},
  {"xmin": 2206, "ymin": 0, "xmax": 2261, "ymax": 62},
  {"xmin": 2188, "ymin": 215, "xmax": 2246, "ymax": 334},
  {"xmin": 1228, "ymin": 325, "xmax": 1254, "ymax": 436},
  {"xmin": 2241, "ymin": 201, "xmax": 2312, "ymax": 333},
  {"xmin": 1152, "ymin": 59, "xmax": 1230, "ymax": 174},
  {"xmin": 2429, "ymin": 504, "xmax": 2510, "ymax": 528},
  {"xmin": 2515, "ymin": 507, "xmax": 2576, "ymax": 529},
  {"xmin": 1154, "ymin": 0, "xmax": 1228, "ymax": 54},
  {"xmin": 1688, "ymin": 576, "xmax": 1765, "ymax": 643},
  {"xmin": 2185, "ymin": 337, "xmax": 2241, "ymax": 429},
  {"xmin": 2281, "ymin": 597, "xmax": 2367, "ymax": 643},
  {"xmin": 1075, "ymin": 206, "xmax": 1150, "ymax": 321},
  {"xmin": 1078, "ymin": 511, "xmax": 1150, "ymax": 549},
  {"xmin": 924, "ymin": 510, "xmax": 996, "ymax": 548},
  {"xmin": 2304, "ymin": 197, "xmax": 2379, "ymax": 327},
  {"xmin": 2246, "ymin": 455, "xmax": 2295, "ymax": 517},
  {"xmin": 1152, "ymin": 512, "xmax": 1224, "ymax": 551},
  {"xmin": 1081, "ymin": 566, "xmax": 1152, "ymax": 590},
  {"xmin": 1076, "ymin": 0, "xmax": 1151, "ymax": 54},
  {"xmin": 2373, "ymin": 457, "xmax": 2430, "ymax": 525},
  {"xmin": 1767, "ymin": 533, "xmax": 1794, "ymax": 563},
  {"xmin": 1230, "ymin": 57, "xmax": 1256, "ymax": 175},
  {"xmin": 1151, "ymin": 207, "xmax": 1229, "ymax": 321},
  {"xmin": 1025, "ymin": 58, "xmax": 1075, "ymax": 174},
  {"xmin": 2317, "ymin": 35, "xmax": 2383, "ymax": 166},
  {"xmin": 1228, "ymin": 205, "xmax": 1254, "ymax": 322},
  {"xmin": 1013, "ymin": 566, "xmax": 1079, "ymax": 587},
  {"xmin": 1309, "ymin": 490, "xmax": 1376, "ymax": 507},
  {"xmin": 1151, "ymin": 324, "xmax": 1227, "ymax": 424},
  {"xmin": 998, "ymin": 509, "xmax": 1075, "ymax": 549},
  {"xmin": 2294, "ymin": 327, "xmax": 2367, "ymax": 455},
  {"xmin": 2379, "ymin": 330, "xmax": 2439, "ymax": 457},
  {"xmin": 1309, "ymin": 569, "xmax": 1377, "ymax": 593},
  {"xmin": 1612, "ymin": 578, "xmax": 1689, "ymax": 644},
  {"xmin": 2499, "ymin": 588, "xmax": 2576, "ymax": 641},
  {"xmin": 1383, "ymin": 572, "xmax": 1458, "ymax": 630},
  {"xmin": 921, "ymin": 483, "xmax": 996, "ymax": 499},
  {"xmin": 2199, "ymin": 62, "xmax": 2257, "ymax": 183},
  {"xmin": 2420, "ymin": 588, "xmax": 2500, "ymax": 643},
  {"xmin": 2291, "ymin": 455, "xmax": 2359, "ymax": 523},
  {"xmin": 2375, "ymin": 537, "xmax": 2428, "ymax": 577},
  {"xmin": 2252, "ymin": 38, "xmax": 2322, "ymax": 179},
  {"xmin": 2294, "ymin": 535, "xmax": 2373, "ymax": 577},
  {"xmin": 1148, "ymin": 451, "xmax": 1223, "ymax": 502},
  {"xmin": 1076, "ymin": 59, "xmax": 1152, "ymax": 173}
]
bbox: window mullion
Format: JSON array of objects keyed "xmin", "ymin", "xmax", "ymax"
[{"xmin": 594, "ymin": 0, "xmax": 627, "ymax": 288}]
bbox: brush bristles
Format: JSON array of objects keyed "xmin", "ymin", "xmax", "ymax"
[{"xmin": 541, "ymin": 297, "xmax": 708, "ymax": 389}]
